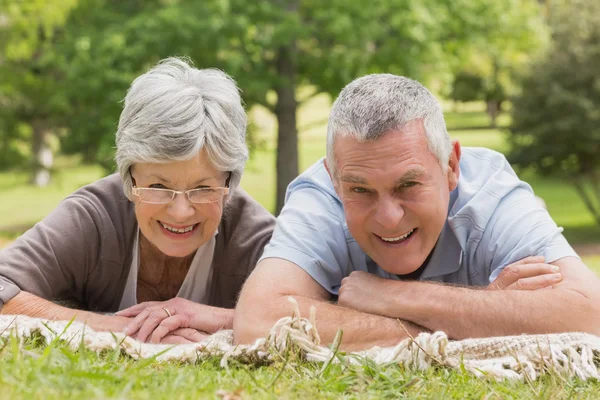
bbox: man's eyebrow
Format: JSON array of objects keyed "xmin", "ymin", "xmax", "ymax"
[
  {"xmin": 340, "ymin": 175, "xmax": 367, "ymax": 184},
  {"xmin": 395, "ymin": 169, "xmax": 425, "ymax": 184}
]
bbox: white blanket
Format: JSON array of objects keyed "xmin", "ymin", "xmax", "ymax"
[{"xmin": 1, "ymin": 298, "xmax": 599, "ymax": 382}]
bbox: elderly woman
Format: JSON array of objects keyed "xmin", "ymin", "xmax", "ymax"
[{"xmin": 0, "ymin": 58, "xmax": 275, "ymax": 344}]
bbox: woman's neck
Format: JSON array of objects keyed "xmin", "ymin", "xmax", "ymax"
[{"xmin": 136, "ymin": 233, "xmax": 195, "ymax": 302}]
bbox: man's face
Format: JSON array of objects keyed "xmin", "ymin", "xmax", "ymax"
[{"xmin": 328, "ymin": 120, "xmax": 460, "ymax": 275}]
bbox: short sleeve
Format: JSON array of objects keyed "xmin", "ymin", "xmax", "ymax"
[
  {"xmin": 259, "ymin": 185, "xmax": 350, "ymax": 294},
  {"xmin": 0, "ymin": 195, "xmax": 102, "ymax": 307},
  {"xmin": 481, "ymin": 186, "xmax": 578, "ymax": 283}
]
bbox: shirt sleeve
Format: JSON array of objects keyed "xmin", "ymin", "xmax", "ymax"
[
  {"xmin": 259, "ymin": 184, "xmax": 350, "ymax": 294},
  {"xmin": 481, "ymin": 184, "xmax": 579, "ymax": 283},
  {"xmin": 0, "ymin": 195, "xmax": 102, "ymax": 307}
]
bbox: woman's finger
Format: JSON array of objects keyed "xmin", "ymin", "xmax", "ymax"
[
  {"xmin": 149, "ymin": 314, "xmax": 188, "ymax": 344},
  {"xmin": 170, "ymin": 328, "xmax": 208, "ymax": 343},
  {"xmin": 116, "ymin": 301, "xmax": 159, "ymax": 317},
  {"xmin": 134, "ymin": 308, "xmax": 171, "ymax": 342},
  {"xmin": 161, "ymin": 335, "xmax": 193, "ymax": 345},
  {"xmin": 507, "ymin": 273, "xmax": 563, "ymax": 290},
  {"xmin": 123, "ymin": 308, "xmax": 151, "ymax": 336}
]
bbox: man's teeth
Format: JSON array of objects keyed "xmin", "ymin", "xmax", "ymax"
[
  {"xmin": 160, "ymin": 222, "xmax": 195, "ymax": 233},
  {"xmin": 381, "ymin": 229, "xmax": 414, "ymax": 242}
]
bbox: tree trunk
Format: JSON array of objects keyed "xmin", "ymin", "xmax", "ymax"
[
  {"xmin": 486, "ymin": 100, "xmax": 501, "ymax": 128},
  {"xmin": 30, "ymin": 120, "xmax": 53, "ymax": 187},
  {"xmin": 572, "ymin": 178, "xmax": 600, "ymax": 225},
  {"xmin": 274, "ymin": 0, "xmax": 299, "ymax": 216}
]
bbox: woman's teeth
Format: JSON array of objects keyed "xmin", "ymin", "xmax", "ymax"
[
  {"xmin": 380, "ymin": 229, "xmax": 415, "ymax": 242},
  {"xmin": 160, "ymin": 222, "xmax": 195, "ymax": 233}
]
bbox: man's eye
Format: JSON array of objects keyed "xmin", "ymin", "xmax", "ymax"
[
  {"xmin": 149, "ymin": 183, "xmax": 168, "ymax": 189},
  {"xmin": 400, "ymin": 181, "xmax": 418, "ymax": 188},
  {"xmin": 350, "ymin": 187, "xmax": 369, "ymax": 194}
]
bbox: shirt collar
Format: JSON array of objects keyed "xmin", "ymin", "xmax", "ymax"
[{"xmin": 420, "ymin": 186, "xmax": 463, "ymax": 280}]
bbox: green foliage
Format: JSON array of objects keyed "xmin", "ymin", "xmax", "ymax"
[
  {"xmin": 508, "ymin": 0, "xmax": 600, "ymax": 223},
  {"xmin": 450, "ymin": 72, "xmax": 485, "ymax": 103}
]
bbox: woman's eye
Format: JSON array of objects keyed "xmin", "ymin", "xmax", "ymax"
[{"xmin": 149, "ymin": 183, "xmax": 168, "ymax": 189}]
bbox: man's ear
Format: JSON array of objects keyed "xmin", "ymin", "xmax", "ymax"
[
  {"xmin": 447, "ymin": 140, "xmax": 461, "ymax": 191},
  {"xmin": 324, "ymin": 159, "xmax": 340, "ymax": 193}
]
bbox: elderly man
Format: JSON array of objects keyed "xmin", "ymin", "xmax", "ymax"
[{"xmin": 234, "ymin": 74, "xmax": 600, "ymax": 350}]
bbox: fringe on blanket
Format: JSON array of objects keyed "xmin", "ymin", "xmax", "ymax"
[{"xmin": 0, "ymin": 297, "xmax": 598, "ymax": 382}]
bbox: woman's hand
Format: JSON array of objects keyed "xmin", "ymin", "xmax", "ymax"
[{"xmin": 116, "ymin": 297, "xmax": 233, "ymax": 344}]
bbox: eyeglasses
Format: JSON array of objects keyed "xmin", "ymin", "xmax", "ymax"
[
  {"xmin": 130, "ymin": 170, "xmax": 231, "ymax": 205},
  {"xmin": 131, "ymin": 186, "xmax": 229, "ymax": 204}
]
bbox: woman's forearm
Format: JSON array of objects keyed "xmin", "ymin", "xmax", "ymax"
[{"xmin": 2, "ymin": 291, "xmax": 131, "ymax": 332}]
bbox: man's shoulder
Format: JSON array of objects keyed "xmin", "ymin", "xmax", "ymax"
[{"xmin": 451, "ymin": 147, "xmax": 536, "ymax": 242}]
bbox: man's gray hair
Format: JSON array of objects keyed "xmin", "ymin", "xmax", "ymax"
[
  {"xmin": 326, "ymin": 74, "xmax": 451, "ymax": 177},
  {"xmin": 115, "ymin": 57, "xmax": 248, "ymax": 198}
]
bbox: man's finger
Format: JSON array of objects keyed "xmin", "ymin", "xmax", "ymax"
[
  {"xmin": 508, "ymin": 273, "xmax": 562, "ymax": 290},
  {"xmin": 116, "ymin": 301, "xmax": 159, "ymax": 317},
  {"xmin": 495, "ymin": 263, "xmax": 559, "ymax": 289},
  {"xmin": 149, "ymin": 314, "xmax": 187, "ymax": 344},
  {"xmin": 511, "ymin": 256, "xmax": 545, "ymax": 265}
]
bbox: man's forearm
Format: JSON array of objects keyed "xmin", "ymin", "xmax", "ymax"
[
  {"xmin": 234, "ymin": 294, "xmax": 425, "ymax": 351},
  {"xmin": 385, "ymin": 281, "xmax": 599, "ymax": 338}
]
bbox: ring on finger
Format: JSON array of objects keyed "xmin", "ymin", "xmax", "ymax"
[{"xmin": 163, "ymin": 307, "xmax": 172, "ymax": 318}]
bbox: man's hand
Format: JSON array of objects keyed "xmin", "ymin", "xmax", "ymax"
[
  {"xmin": 487, "ymin": 256, "xmax": 563, "ymax": 290},
  {"xmin": 117, "ymin": 297, "xmax": 233, "ymax": 344},
  {"xmin": 338, "ymin": 271, "xmax": 392, "ymax": 316}
]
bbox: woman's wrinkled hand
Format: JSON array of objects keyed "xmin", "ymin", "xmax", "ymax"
[{"xmin": 116, "ymin": 297, "xmax": 233, "ymax": 344}]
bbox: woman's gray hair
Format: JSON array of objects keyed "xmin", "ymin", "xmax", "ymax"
[
  {"xmin": 326, "ymin": 74, "xmax": 451, "ymax": 177},
  {"xmin": 115, "ymin": 57, "xmax": 248, "ymax": 198}
]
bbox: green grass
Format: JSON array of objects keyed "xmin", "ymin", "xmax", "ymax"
[{"xmin": 0, "ymin": 336, "xmax": 597, "ymax": 399}]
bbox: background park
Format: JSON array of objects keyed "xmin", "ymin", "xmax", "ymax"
[{"xmin": 0, "ymin": 0, "xmax": 599, "ymax": 398}]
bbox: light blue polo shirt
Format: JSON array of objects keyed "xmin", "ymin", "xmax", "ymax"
[{"xmin": 260, "ymin": 147, "xmax": 578, "ymax": 294}]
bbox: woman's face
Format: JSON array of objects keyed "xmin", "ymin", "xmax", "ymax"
[{"xmin": 130, "ymin": 149, "xmax": 228, "ymax": 258}]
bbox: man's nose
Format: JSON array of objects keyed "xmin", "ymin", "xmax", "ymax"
[
  {"xmin": 373, "ymin": 197, "xmax": 404, "ymax": 229},
  {"xmin": 166, "ymin": 192, "xmax": 195, "ymax": 221}
]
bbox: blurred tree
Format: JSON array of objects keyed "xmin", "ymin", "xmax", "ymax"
[
  {"xmin": 449, "ymin": 0, "xmax": 548, "ymax": 128},
  {"xmin": 214, "ymin": 0, "xmax": 537, "ymax": 213},
  {"xmin": 1, "ymin": 0, "xmax": 550, "ymax": 213},
  {"xmin": 0, "ymin": 0, "xmax": 78, "ymax": 185},
  {"xmin": 509, "ymin": 0, "xmax": 600, "ymax": 223}
]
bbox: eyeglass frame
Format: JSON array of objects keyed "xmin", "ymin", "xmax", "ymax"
[{"xmin": 129, "ymin": 169, "xmax": 231, "ymax": 205}]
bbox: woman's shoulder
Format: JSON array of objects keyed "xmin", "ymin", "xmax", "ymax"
[{"xmin": 53, "ymin": 173, "xmax": 137, "ymax": 263}]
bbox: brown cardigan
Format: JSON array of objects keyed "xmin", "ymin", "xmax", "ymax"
[{"xmin": 0, "ymin": 174, "xmax": 275, "ymax": 311}]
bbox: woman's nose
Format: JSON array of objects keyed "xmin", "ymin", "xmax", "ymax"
[{"xmin": 166, "ymin": 192, "xmax": 195, "ymax": 221}]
